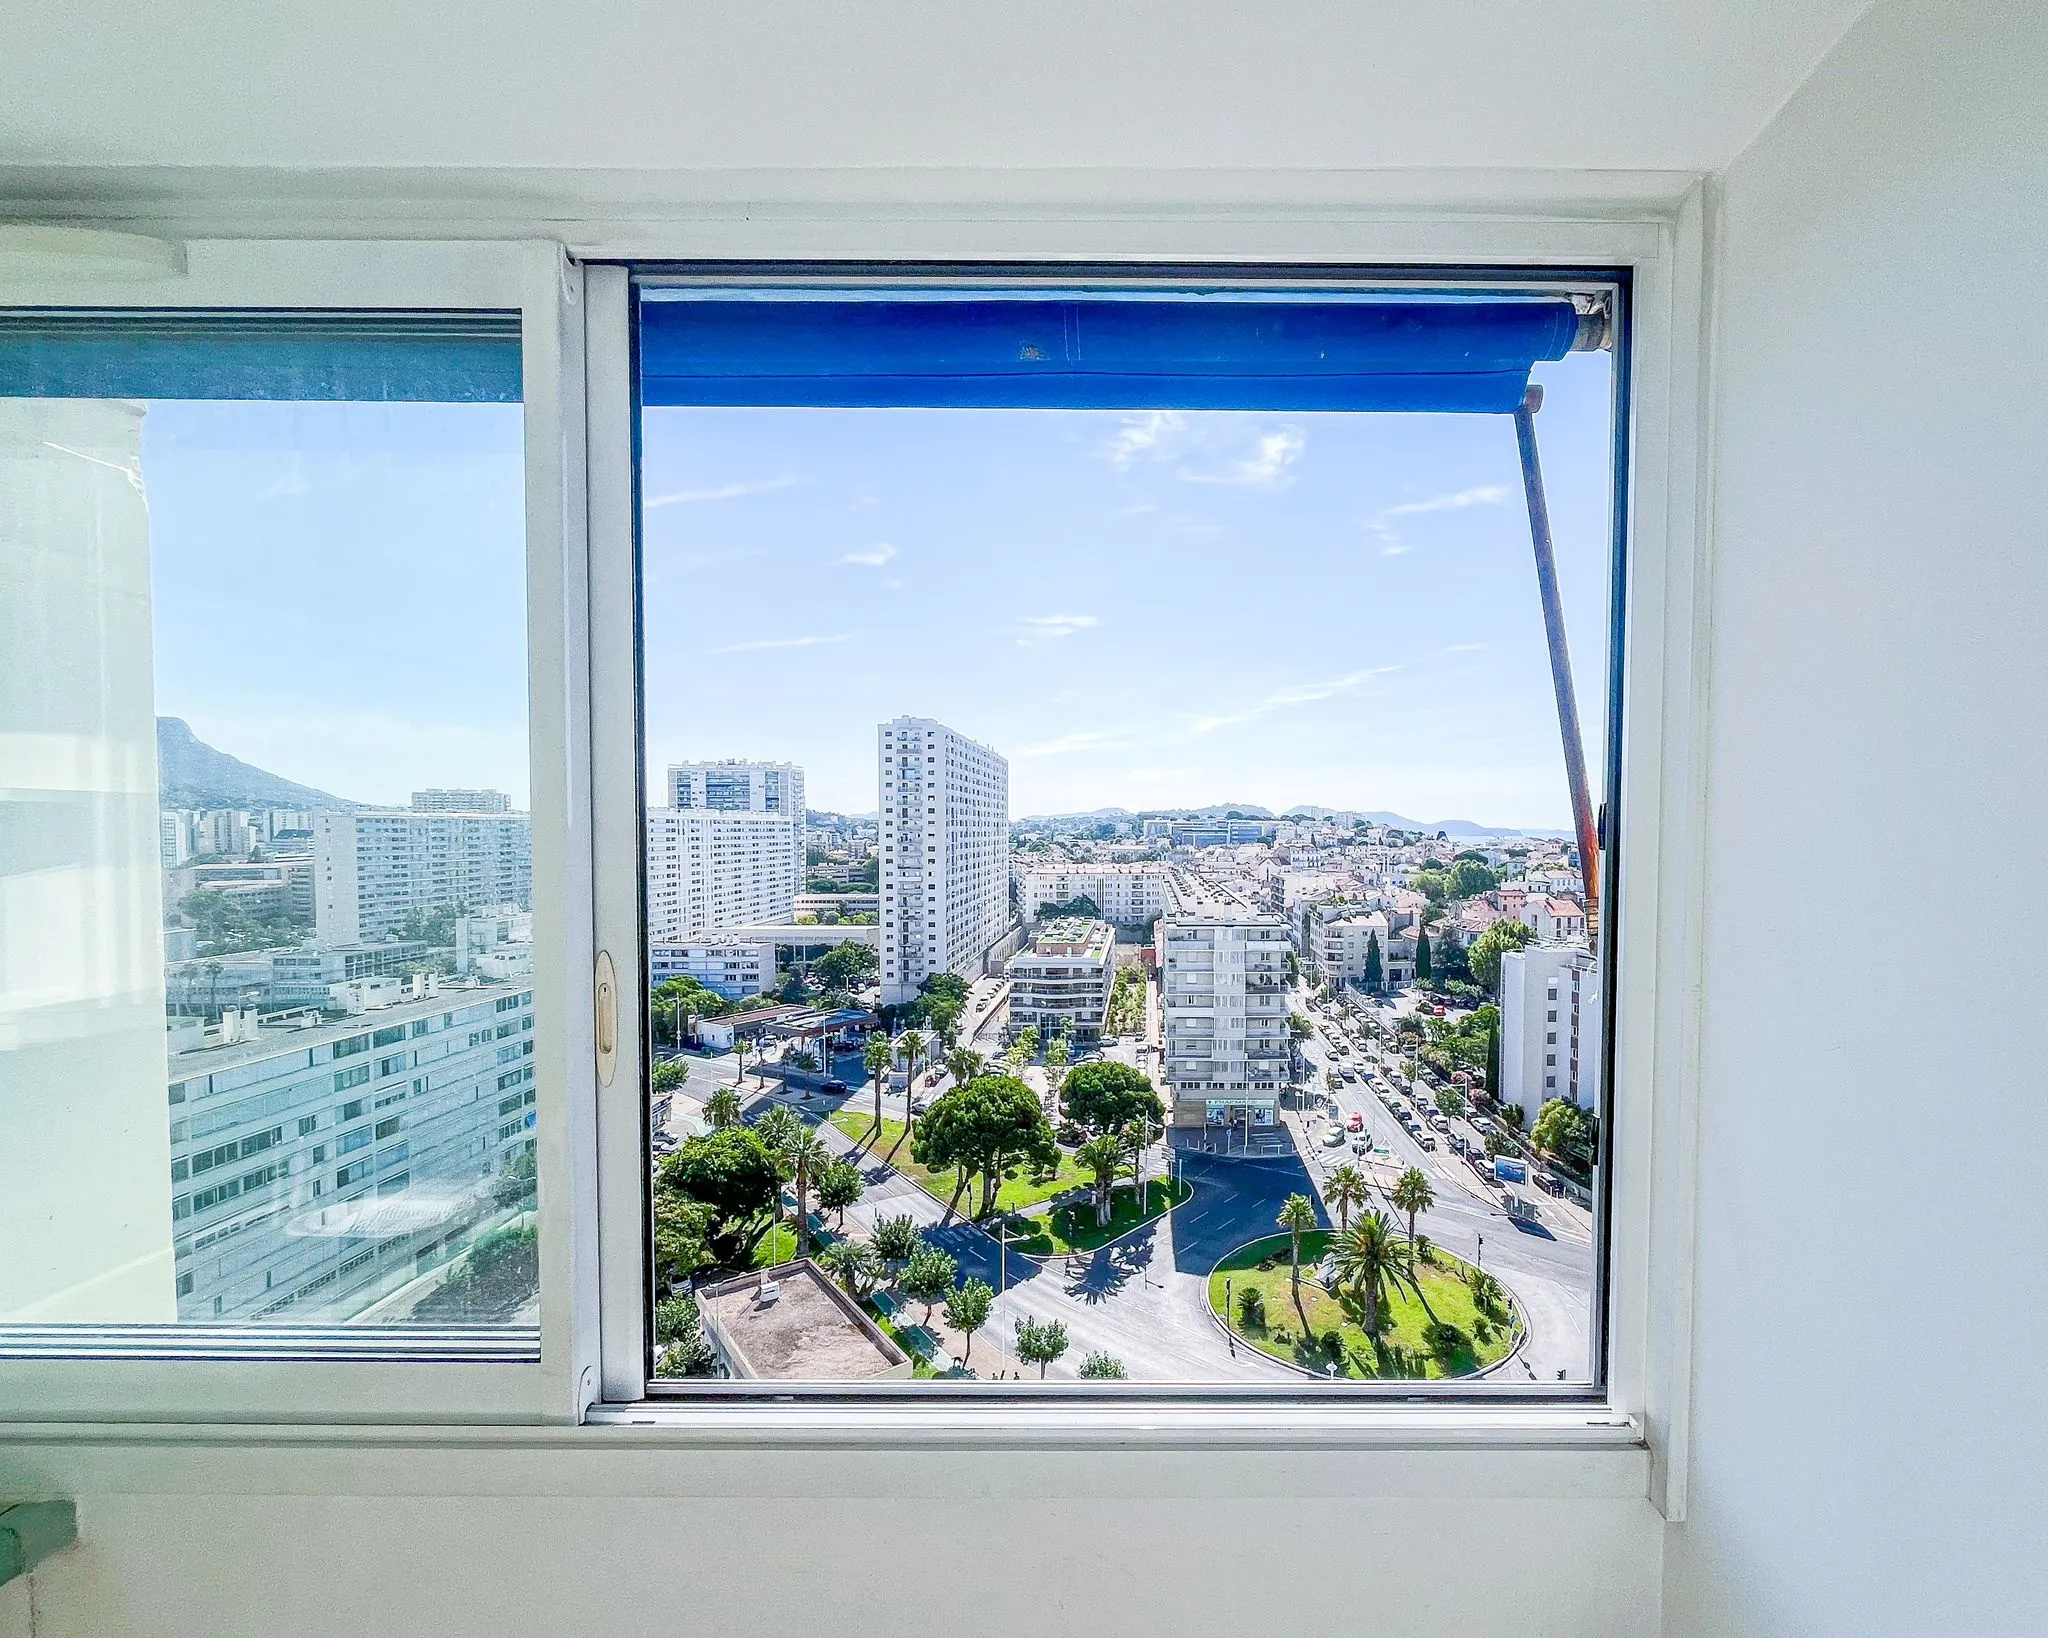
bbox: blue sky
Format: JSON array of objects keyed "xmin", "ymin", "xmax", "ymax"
[
  {"xmin": 138, "ymin": 348, "xmax": 1613, "ymax": 827},
  {"xmin": 143, "ymin": 400, "xmax": 530, "ymax": 807},
  {"xmin": 642, "ymin": 350, "xmax": 1614, "ymax": 826}
]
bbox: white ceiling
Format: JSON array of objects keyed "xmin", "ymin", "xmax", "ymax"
[{"xmin": 3, "ymin": 1, "xmax": 1867, "ymax": 178}]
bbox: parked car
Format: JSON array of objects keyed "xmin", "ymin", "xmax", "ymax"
[
  {"xmin": 1323, "ymin": 1127, "xmax": 1347, "ymax": 1148},
  {"xmin": 1420, "ymin": 1134, "xmax": 1437, "ymax": 1150},
  {"xmin": 1347, "ymin": 1112, "xmax": 1364, "ymax": 1132},
  {"xmin": 820, "ymin": 1078, "xmax": 849, "ymax": 1095},
  {"xmin": 1351, "ymin": 1135, "xmax": 1370, "ymax": 1154}
]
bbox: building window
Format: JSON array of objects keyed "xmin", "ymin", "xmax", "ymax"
[
  {"xmin": 630, "ymin": 268, "xmax": 1621, "ymax": 1396},
  {"xmin": 0, "ymin": 305, "xmax": 539, "ymax": 1348}
]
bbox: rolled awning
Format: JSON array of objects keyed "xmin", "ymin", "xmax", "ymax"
[{"xmin": 639, "ymin": 293, "xmax": 1590, "ymax": 414}]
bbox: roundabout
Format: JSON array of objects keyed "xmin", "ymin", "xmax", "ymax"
[{"xmin": 1206, "ymin": 1230, "xmax": 1523, "ymax": 1380}]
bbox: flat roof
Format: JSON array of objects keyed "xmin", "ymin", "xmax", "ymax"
[
  {"xmin": 696, "ymin": 1260, "xmax": 908, "ymax": 1382},
  {"xmin": 169, "ymin": 976, "xmax": 529, "ymax": 1075}
]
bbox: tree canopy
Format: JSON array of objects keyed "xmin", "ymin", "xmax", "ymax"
[
  {"xmin": 812, "ymin": 941, "xmax": 878, "ymax": 992},
  {"xmin": 657, "ymin": 1125, "xmax": 782, "ymax": 1257},
  {"xmin": 1469, "ymin": 917, "xmax": 1536, "ymax": 989},
  {"xmin": 1532, "ymin": 1098, "xmax": 1598, "ymax": 1174},
  {"xmin": 1061, "ymin": 1060, "xmax": 1164, "ymax": 1136},
  {"xmin": 912, "ymin": 1074, "xmax": 1059, "ymax": 1218}
]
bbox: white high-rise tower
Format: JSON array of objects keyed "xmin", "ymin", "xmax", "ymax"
[
  {"xmin": 877, "ymin": 718, "xmax": 1009, "ymax": 1006},
  {"xmin": 667, "ymin": 760, "xmax": 807, "ymax": 885}
]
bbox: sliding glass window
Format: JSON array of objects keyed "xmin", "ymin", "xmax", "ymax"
[
  {"xmin": 0, "ymin": 312, "xmax": 539, "ymax": 1344},
  {"xmin": 632, "ymin": 274, "xmax": 1622, "ymax": 1392}
]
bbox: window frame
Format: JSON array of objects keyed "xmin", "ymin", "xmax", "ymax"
[
  {"xmin": 585, "ymin": 207, "xmax": 1710, "ymax": 1500},
  {"xmin": 0, "ymin": 205, "xmax": 1709, "ymax": 1521},
  {"xmin": 0, "ymin": 239, "xmax": 599, "ymax": 1424}
]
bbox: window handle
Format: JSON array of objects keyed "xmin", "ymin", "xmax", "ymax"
[{"xmin": 594, "ymin": 950, "xmax": 619, "ymax": 1086}]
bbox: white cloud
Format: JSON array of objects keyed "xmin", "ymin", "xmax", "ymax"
[
  {"xmin": 1104, "ymin": 411, "xmax": 1187, "ymax": 468},
  {"xmin": 1188, "ymin": 666, "xmax": 1401, "ymax": 733},
  {"xmin": 706, "ymin": 632, "xmax": 855, "ymax": 655},
  {"xmin": 1012, "ymin": 612, "xmax": 1101, "ymax": 645},
  {"xmin": 840, "ymin": 543, "xmax": 897, "ymax": 567},
  {"xmin": 645, "ymin": 474, "xmax": 800, "ymax": 508},
  {"xmin": 1442, "ymin": 642, "xmax": 1489, "ymax": 654},
  {"xmin": 1368, "ymin": 483, "xmax": 1509, "ymax": 550},
  {"xmin": 1014, "ymin": 730, "xmax": 1128, "ymax": 759},
  {"xmin": 1179, "ymin": 427, "xmax": 1306, "ymax": 489}
]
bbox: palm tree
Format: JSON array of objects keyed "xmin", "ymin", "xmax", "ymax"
[
  {"xmin": 786, "ymin": 1128, "xmax": 831, "ymax": 1256},
  {"xmin": 704, "ymin": 1085, "xmax": 743, "ymax": 1131},
  {"xmin": 1276, "ymin": 1192, "xmax": 1319, "ymax": 1334},
  {"xmin": 863, "ymin": 1035, "xmax": 893, "ymax": 1140},
  {"xmin": 1390, "ymin": 1167, "xmax": 1436, "ymax": 1272},
  {"xmin": 1117, "ymin": 1118, "xmax": 1150, "ymax": 1213},
  {"xmin": 1333, "ymin": 1209, "xmax": 1403, "ymax": 1341},
  {"xmin": 733, "ymin": 1034, "xmax": 751, "ymax": 1088},
  {"xmin": 1325, "ymin": 1163, "xmax": 1368, "ymax": 1231},
  {"xmin": 897, "ymin": 1029, "xmax": 928, "ymax": 1136},
  {"xmin": 1044, "ymin": 1031, "xmax": 1071, "ymax": 1111},
  {"xmin": 819, "ymin": 1239, "xmax": 882, "ymax": 1299},
  {"xmin": 1075, "ymin": 1134, "xmax": 1124, "ymax": 1227},
  {"xmin": 945, "ymin": 1046, "xmax": 985, "ymax": 1088}
]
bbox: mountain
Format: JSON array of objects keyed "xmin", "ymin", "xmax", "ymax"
[
  {"xmin": 1284, "ymin": 805, "xmax": 1567, "ymax": 837},
  {"xmin": 156, "ymin": 718, "xmax": 358, "ymax": 812}
]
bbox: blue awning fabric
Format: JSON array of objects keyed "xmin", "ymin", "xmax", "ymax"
[
  {"xmin": 639, "ymin": 295, "xmax": 1580, "ymax": 413},
  {"xmin": 0, "ymin": 313, "xmax": 522, "ymax": 402}
]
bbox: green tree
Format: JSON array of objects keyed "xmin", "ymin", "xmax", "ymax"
[
  {"xmin": 1288, "ymin": 1011, "xmax": 1314, "ymax": 1041},
  {"xmin": 1077, "ymin": 1350, "xmax": 1127, "ymax": 1379},
  {"xmin": 1435, "ymin": 1083, "xmax": 1469, "ymax": 1119},
  {"xmin": 658, "ymin": 1126, "xmax": 781, "ymax": 1264},
  {"xmin": 1011, "ymin": 1024, "xmax": 1041, "ymax": 1061},
  {"xmin": 1390, "ymin": 1167, "xmax": 1436, "ymax": 1273},
  {"xmin": 1014, "ymin": 1316, "xmax": 1070, "ymax": 1378},
  {"xmin": 944, "ymin": 1277, "xmax": 995, "ymax": 1363},
  {"xmin": 1469, "ymin": 918, "xmax": 1536, "ymax": 990},
  {"xmin": 651, "ymin": 1188, "xmax": 715, "ymax": 1293},
  {"xmin": 1333, "ymin": 1210, "xmax": 1404, "ymax": 1340},
  {"xmin": 1075, "ymin": 1133, "xmax": 1126, "ymax": 1226},
  {"xmin": 651, "ymin": 1058, "xmax": 691, "ymax": 1094},
  {"xmin": 896, "ymin": 1028, "xmax": 928, "ymax": 1136},
  {"xmin": 819, "ymin": 1239, "xmax": 883, "ymax": 1299},
  {"xmin": 1532, "ymin": 1098, "xmax": 1598, "ymax": 1173},
  {"xmin": 870, "ymin": 1214, "xmax": 922, "ymax": 1273},
  {"xmin": 1412, "ymin": 869, "xmax": 1451, "ymax": 903},
  {"xmin": 1435, "ymin": 925, "xmax": 1470, "ymax": 982},
  {"xmin": 1044, "ymin": 1031, "xmax": 1072, "ymax": 1105},
  {"xmin": 703, "ymin": 1084, "xmax": 743, "ymax": 1130},
  {"xmin": 1061, "ymin": 1060, "xmax": 1164, "ymax": 1136},
  {"xmin": 901, "ymin": 1245, "xmax": 958, "ymax": 1324},
  {"xmin": 816, "ymin": 1158, "xmax": 864, "ymax": 1226},
  {"xmin": 912, "ymin": 1075, "xmax": 1059, "ymax": 1219},
  {"xmin": 1449, "ymin": 859, "xmax": 1498, "ymax": 899},
  {"xmin": 945, "ymin": 1046, "xmax": 986, "ymax": 1088},
  {"xmin": 863, "ymin": 1034, "xmax": 894, "ymax": 1138},
  {"xmin": 652, "ymin": 1293, "xmax": 716, "ymax": 1377},
  {"xmin": 783, "ymin": 1127, "xmax": 831, "ymax": 1255},
  {"xmin": 812, "ymin": 941, "xmax": 879, "ymax": 993},
  {"xmin": 1414, "ymin": 927, "xmax": 1432, "ymax": 982},
  {"xmin": 1276, "ymin": 1192, "xmax": 1319, "ymax": 1333},
  {"xmin": 1235, "ymin": 1285, "xmax": 1266, "ymax": 1330},
  {"xmin": 1362, "ymin": 931, "xmax": 1384, "ymax": 991},
  {"xmin": 1324, "ymin": 1163, "xmax": 1368, "ymax": 1232}
]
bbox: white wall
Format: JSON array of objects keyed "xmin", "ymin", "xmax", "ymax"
[
  {"xmin": 0, "ymin": 1441, "xmax": 1661, "ymax": 1638},
  {"xmin": 1667, "ymin": 0, "xmax": 2048, "ymax": 1631}
]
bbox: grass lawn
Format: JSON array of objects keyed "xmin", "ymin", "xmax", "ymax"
[
  {"xmin": 748, "ymin": 1220, "xmax": 807, "ymax": 1268},
  {"xmin": 829, "ymin": 1110, "xmax": 1095, "ymax": 1217},
  {"xmin": 992, "ymin": 1177, "xmax": 1193, "ymax": 1257},
  {"xmin": 1206, "ymin": 1231, "xmax": 1519, "ymax": 1379}
]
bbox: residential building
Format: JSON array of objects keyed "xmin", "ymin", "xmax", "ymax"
[
  {"xmin": 1527, "ymin": 896, "xmax": 1588, "ymax": 944},
  {"xmin": 643, "ymin": 807, "xmax": 800, "ymax": 942},
  {"xmin": 410, "ymin": 789, "xmax": 512, "ymax": 814},
  {"xmin": 264, "ymin": 940, "xmax": 434, "ymax": 1006},
  {"xmin": 1170, "ymin": 818, "xmax": 1274, "ymax": 847},
  {"xmin": 649, "ymin": 921, "xmax": 873, "ymax": 1000},
  {"xmin": 1305, "ymin": 905, "xmax": 1417, "ymax": 989},
  {"xmin": 1016, "ymin": 864, "xmax": 1171, "ymax": 926},
  {"xmin": 877, "ymin": 717, "xmax": 1010, "ymax": 1006},
  {"xmin": 165, "ymin": 976, "xmax": 537, "ymax": 1322},
  {"xmin": 1155, "ymin": 913, "xmax": 1292, "ymax": 1130},
  {"xmin": 1005, "ymin": 917, "xmax": 1116, "ymax": 1044},
  {"xmin": 693, "ymin": 1261, "xmax": 912, "ymax": 1382},
  {"xmin": 668, "ymin": 759, "xmax": 807, "ymax": 884},
  {"xmin": 1498, "ymin": 945, "xmax": 1603, "ymax": 1122},
  {"xmin": 312, "ymin": 809, "xmax": 533, "ymax": 945},
  {"xmin": 159, "ymin": 811, "xmax": 191, "ymax": 869},
  {"xmin": 793, "ymin": 891, "xmax": 879, "ymax": 921}
]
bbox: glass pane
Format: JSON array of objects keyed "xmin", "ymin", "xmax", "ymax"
[
  {"xmin": 636, "ymin": 285, "xmax": 1614, "ymax": 1388},
  {"xmin": 0, "ymin": 312, "xmax": 538, "ymax": 1337}
]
